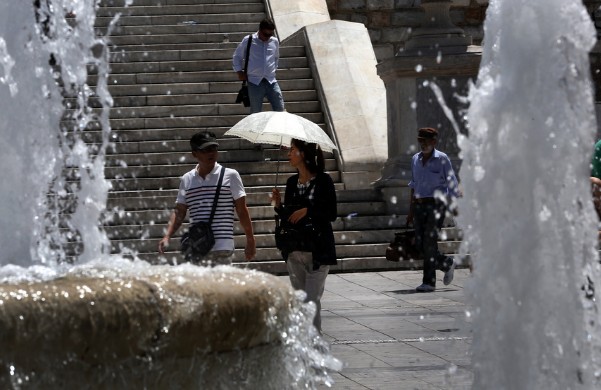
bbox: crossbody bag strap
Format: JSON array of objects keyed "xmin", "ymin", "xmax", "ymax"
[
  {"xmin": 208, "ymin": 166, "xmax": 226, "ymax": 224},
  {"xmin": 242, "ymin": 34, "xmax": 252, "ymax": 86}
]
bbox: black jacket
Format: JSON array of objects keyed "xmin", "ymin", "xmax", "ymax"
[{"xmin": 275, "ymin": 172, "xmax": 337, "ymax": 268}]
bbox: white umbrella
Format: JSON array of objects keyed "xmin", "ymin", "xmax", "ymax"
[
  {"xmin": 224, "ymin": 111, "xmax": 338, "ymax": 188},
  {"xmin": 224, "ymin": 111, "xmax": 337, "ymax": 152}
]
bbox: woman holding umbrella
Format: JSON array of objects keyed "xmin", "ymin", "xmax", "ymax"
[{"xmin": 271, "ymin": 138, "xmax": 337, "ymax": 332}]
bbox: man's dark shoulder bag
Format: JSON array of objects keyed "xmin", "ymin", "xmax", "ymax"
[
  {"xmin": 275, "ymin": 181, "xmax": 317, "ymax": 253},
  {"xmin": 235, "ymin": 35, "xmax": 252, "ymax": 107},
  {"xmin": 180, "ymin": 167, "xmax": 225, "ymax": 260}
]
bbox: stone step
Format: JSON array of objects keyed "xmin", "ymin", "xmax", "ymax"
[
  {"xmin": 106, "ymin": 79, "xmax": 315, "ymax": 96},
  {"xmin": 107, "ymin": 170, "xmax": 342, "ymax": 192},
  {"xmin": 101, "ymin": 22, "xmax": 260, "ymax": 36},
  {"xmin": 107, "ymin": 31, "xmax": 255, "ymax": 46},
  {"xmin": 96, "ymin": 111, "xmax": 324, "ymax": 130},
  {"xmin": 78, "ymin": 100, "xmax": 320, "ymax": 119},
  {"xmin": 96, "ymin": 4, "xmax": 265, "ymax": 18},
  {"xmin": 109, "ymin": 47, "xmax": 305, "ymax": 63},
  {"xmin": 105, "ymin": 193, "xmax": 351, "ymax": 212},
  {"xmin": 105, "ymin": 212, "xmax": 400, "ymax": 232},
  {"xmin": 89, "ymin": 68, "xmax": 312, "ymax": 86},
  {"xmin": 100, "ymin": 56, "xmax": 307, "ymax": 74},
  {"xmin": 98, "ymin": 14, "xmax": 264, "ymax": 29},
  {"xmin": 79, "ymin": 90, "xmax": 318, "ymax": 110},
  {"xmin": 99, "ymin": 0, "xmax": 260, "ymax": 6},
  {"xmin": 80, "ymin": 122, "xmax": 320, "ymax": 144},
  {"xmin": 105, "ymin": 187, "xmax": 383, "ymax": 206},
  {"xmin": 108, "ymin": 42, "xmax": 242, "ymax": 52},
  {"xmin": 102, "ymin": 159, "xmax": 339, "ymax": 179}
]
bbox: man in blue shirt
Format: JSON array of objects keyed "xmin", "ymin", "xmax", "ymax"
[
  {"xmin": 407, "ymin": 127, "xmax": 459, "ymax": 292},
  {"xmin": 233, "ymin": 19, "xmax": 285, "ymax": 114}
]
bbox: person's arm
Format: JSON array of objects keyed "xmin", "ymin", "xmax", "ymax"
[
  {"xmin": 232, "ymin": 36, "xmax": 248, "ymax": 80},
  {"xmin": 234, "ymin": 196, "xmax": 256, "ymax": 261},
  {"xmin": 274, "ymin": 38, "xmax": 280, "ymax": 70},
  {"xmin": 406, "ymin": 188, "xmax": 415, "ymax": 225},
  {"xmin": 158, "ymin": 203, "xmax": 188, "ymax": 253}
]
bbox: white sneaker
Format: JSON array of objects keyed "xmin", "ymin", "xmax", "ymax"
[
  {"xmin": 443, "ymin": 260, "xmax": 456, "ymax": 285},
  {"xmin": 416, "ymin": 283, "xmax": 435, "ymax": 292}
]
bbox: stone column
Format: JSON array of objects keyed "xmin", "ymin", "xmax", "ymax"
[{"xmin": 374, "ymin": 0, "xmax": 482, "ymax": 215}]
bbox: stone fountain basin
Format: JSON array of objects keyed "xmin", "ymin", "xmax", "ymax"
[{"xmin": 0, "ymin": 266, "xmax": 294, "ymax": 372}]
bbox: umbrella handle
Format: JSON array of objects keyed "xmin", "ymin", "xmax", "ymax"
[{"xmin": 271, "ymin": 138, "xmax": 283, "ymax": 207}]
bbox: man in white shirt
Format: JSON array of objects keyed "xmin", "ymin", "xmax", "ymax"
[
  {"xmin": 158, "ymin": 132, "xmax": 256, "ymax": 265},
  {"xmin": 232, "ymin": 18, "xmax": 285, "ymax": 114}
]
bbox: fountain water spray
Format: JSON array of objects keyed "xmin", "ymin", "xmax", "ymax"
[
  {"xmin": 0, "ymin": 2, "xmax": 341, "ymax": 388},
  {"xmin": 457, "ymin": 0, "xmax": 601, "ymax": 388}
]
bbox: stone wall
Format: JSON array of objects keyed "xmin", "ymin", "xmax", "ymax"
[{"xmin": 325, "ymin": 0, "xmax": 487, "ymax": 62}]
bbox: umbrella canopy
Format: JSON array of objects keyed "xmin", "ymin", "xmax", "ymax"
[{"xmin": 224, "ymin": 111, "xmax": 337, "ymax": 152}]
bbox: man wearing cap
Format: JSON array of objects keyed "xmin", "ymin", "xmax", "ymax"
[
  {"xmin": 407, "ymin": 127, "xmax": 459, "ymax": 292},
  {"xmin": 158, "ymin": 131, "xmax": 256, "ymax": 265}
]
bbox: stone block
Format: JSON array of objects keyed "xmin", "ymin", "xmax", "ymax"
[
  {"xmin": 369, "ymin": 12, "xmax": 391, "ymax": 28},
  {"xmin": 380, "ymin": 27, "xmax": 412, "ymax": 44},
  {"xmin": 367, "ymin": 0, "xmax": 394, "ymax": 10},
  {"xmin": 391, "ymin": 10, "xmax": 423, "ymax": 27},
  {"xmin": 337, "ymin": 0, "xmax": 366, "ymax": 11},
  {"xmin": 395, "ymin": 0, "xmax": 419, "ymax": 7},
  {"xmin": 350, "ymin": 13, "xmax": 368, "ymax": 24},
  {"xmin": 304, "ymin": 20, "xmax": 388, "ymax": 171},
  {"xmin": 373, "ymin": 43, "xmax": 395, "ymax": 62}
]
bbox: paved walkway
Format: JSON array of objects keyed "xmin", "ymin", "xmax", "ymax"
[{"xmin": 312, "ymin": 269, "xmax": 473, "ymax": 390}]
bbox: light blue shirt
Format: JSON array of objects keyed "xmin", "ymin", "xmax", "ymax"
[
  {"xmin": 408, "ymin": 149, "xmax": 459, "ymax": 199},
  {"xmin": 232, "ymin": 32, "xmax": 279, "ymax": 86}
]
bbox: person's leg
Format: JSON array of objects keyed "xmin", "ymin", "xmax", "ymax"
[
  {"xmin": 247, "ymin": 80, "xmax": 265, "ymax": 114},
  {"xmin": 303, "ymin": 262, "xmax": 329, "ymax": 331},
  {"xmin": 265, "ymin": 81, "xmax": 285, "ymax": 112},
  {"xmin": 286, "ymin": 251, "xmax": 308, "ymax": 291},
  {"xmin": 433, "ymin": 203, "xmax": 454, "ymax": 272},
  {"xmin": 417, "ymin": 203, "xmax": 439, "ymax": 287}
]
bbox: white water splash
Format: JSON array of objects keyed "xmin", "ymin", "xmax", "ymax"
[{"xmin": 457, "ymin": 0, "xmax": 601, "ymax": 388}]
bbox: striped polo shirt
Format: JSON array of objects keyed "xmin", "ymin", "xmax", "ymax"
[{"xmin": 176, "ymin": 163, "xmax": 246, "ymax": 251}]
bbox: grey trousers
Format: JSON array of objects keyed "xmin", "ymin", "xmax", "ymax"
[{"xmin": 286, "ymin": 251, "xmax": 330, "ymax": 332}]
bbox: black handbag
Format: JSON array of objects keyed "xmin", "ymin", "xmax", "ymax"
[
  {"xmin": 180, "ymin": 167, "xmax": 225, "ymax": 260},
  {"xmin": 275, "ymin": 215, "xmax": 316, "ymax": 253},
  {"xmin": 235, "ymin": 34, "xmax": 252, "ymax": 107},
  {"xmin": 385, "ymin": 227, "xmax": 421, "ymax": 262},
  {"xmin": 235, "ymin": 85, "xmax": 250, "ymax": 107},
  {"xmin": 274, "ymin": 181, "xmax": 316, "ymax": 253}
]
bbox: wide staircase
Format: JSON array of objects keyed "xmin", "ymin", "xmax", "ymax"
[{"xmin": 90, "ymin": 0, "xmax": 462, "ymax": 274}]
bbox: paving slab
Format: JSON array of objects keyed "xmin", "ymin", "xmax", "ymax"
[{"xmin": 280, "ymin": 269, "xmax": 474, "ymax": 390}]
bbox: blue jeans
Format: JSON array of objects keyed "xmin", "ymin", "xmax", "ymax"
[
  {"xmin": 414, "ymin": 201, "xmax": 453, "ymax": 286},
  {"xmin": 248, "ymin": 79, "xmax": 285, "ymax": 114}
]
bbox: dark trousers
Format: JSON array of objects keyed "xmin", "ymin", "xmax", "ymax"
[{"xmin": 414, "ymin": 201, "xmax": 453, "ymax": 286}]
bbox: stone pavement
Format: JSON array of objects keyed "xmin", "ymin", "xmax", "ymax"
[{"xmin": 312, "ymin": 269, "xmax": 473, "ymax": 390}]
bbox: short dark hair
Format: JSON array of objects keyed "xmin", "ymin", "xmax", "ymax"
[
  {"xmin": 291, "ymin": 138, "xmax": 325, "ymax": 174},
  {"xmin": 259, "ymin": 18, "xmax": 276, "ymax": 31}
]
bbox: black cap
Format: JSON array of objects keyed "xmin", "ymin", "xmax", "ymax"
[
  {"xmin": 190, "ymin": 131, "xmax": 219, "ymax": 151},
  {"xmin": 417, "ymin": 127, "xmax": 438, "ymax": 139}
]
